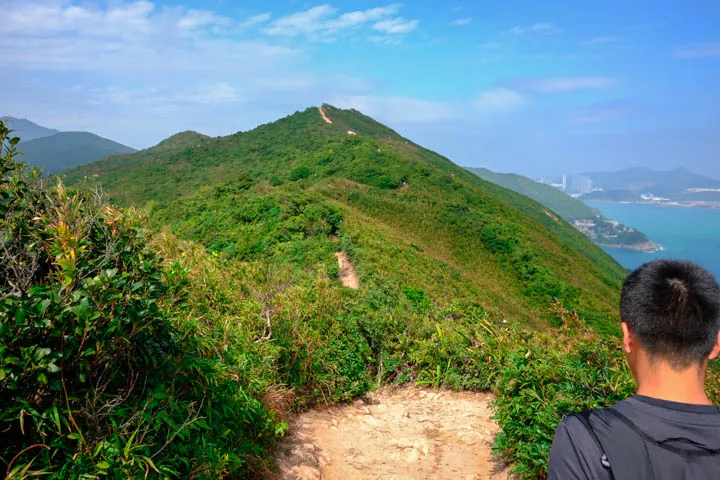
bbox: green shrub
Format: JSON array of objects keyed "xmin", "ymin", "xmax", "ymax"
[
  {"xmin": 0, "ymin": 122, "xmax": 282, "ymax": 478},
  {"xmin": 289, "ymin": 166, "xmax": 311, "ymax": 181}
]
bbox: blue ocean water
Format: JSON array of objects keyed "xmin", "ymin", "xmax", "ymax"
[{"xmin": 586, "ymin": 202, "xmax": 720, "ymax": 280}]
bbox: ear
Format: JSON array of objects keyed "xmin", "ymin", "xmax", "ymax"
[
  {"xmin": 709, "ymin": 331, "xmax": 720, "ymax": 361},
  {"xmin": 621, "ymin": 322, "xmax": 634, "ymax": 354}
]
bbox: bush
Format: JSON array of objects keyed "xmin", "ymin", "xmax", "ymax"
[
  {"xmin": 0, "ymin": 122, "xmax": 282, "ymax": 478},
  {"xmin": 289, "ymin": 166, "xmax": 311, "ymax": 181}
]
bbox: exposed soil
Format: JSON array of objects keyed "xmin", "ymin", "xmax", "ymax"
[
  {"xmin": 274, "ymin": 386, "xmax": 510, "ymax": 480},
  {"xmin": 319, "ymin": 107, "xmax": 333, "ymax": 124},
  {"xmin": 335, "ymin": 252, "xmax": 359, "ymax": 289}
]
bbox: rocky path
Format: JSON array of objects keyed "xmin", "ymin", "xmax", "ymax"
[
  {"xmin": 275, "ymin": 387, "xmax": 509, "ymax": 480},
  {"xmin": 319, "ymin": 107, "xmax": 333, "ymax": 124},
  {"xmin": 335, "ymin": 252, "xmax": 359, "ymax": 289}
]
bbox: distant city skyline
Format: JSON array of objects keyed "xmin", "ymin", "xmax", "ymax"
[{"xmin": 2, "ymin": 0, "xmax": 719, "ymax": 178}]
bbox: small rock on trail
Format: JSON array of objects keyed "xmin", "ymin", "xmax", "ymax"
[{"xmin": 274, "ymin": 386, "xmax": 509, "ymax": 480}]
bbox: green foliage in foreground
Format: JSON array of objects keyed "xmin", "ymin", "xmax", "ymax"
[{"xmin": 0, "ymin": 123, "xmax": 280, "ymax": 478}]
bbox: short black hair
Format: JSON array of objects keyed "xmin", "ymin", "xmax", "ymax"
[{"xmin": 620, "ymin": 259, "xmax": 720, "ymax": 369}]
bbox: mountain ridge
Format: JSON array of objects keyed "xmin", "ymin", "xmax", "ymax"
[{"xmin": 64, "ymin": 104, "xmax": 628, "ymax": 332}]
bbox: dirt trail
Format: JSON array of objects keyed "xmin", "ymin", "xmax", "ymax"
[
  {"xmin": 319, "ymin": 107, "xmax": 333, "ymax": 124},
  {"xmin": 335, "ymin": 252, "xmax": 359, "ymax": 289},
  {"xmin": 275, "ymin": 387, "xmax": 509, "ymax": 480}
]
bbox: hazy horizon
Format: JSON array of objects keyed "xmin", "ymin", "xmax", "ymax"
[{"xmin": 2, "ymin": 0, "xmax": 719, "ymax": 178}]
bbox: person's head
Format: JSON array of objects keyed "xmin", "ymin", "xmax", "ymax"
[{"xmin": 620, "ymin": 260, "xmax": 720, "ymax": 374}]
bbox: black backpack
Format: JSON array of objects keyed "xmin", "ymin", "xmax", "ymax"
[{"xmin": 575, "ymin": 407, "xmax": 720, "ymax": 480}]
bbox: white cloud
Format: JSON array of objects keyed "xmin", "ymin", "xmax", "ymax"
[
  {"xmin": 451, "ymin": 18, "xmax": 473, "ymax": 27},
  {"xmin": 264, "ymin": 4, "xmax": 337, "ymax": 36},
  {"xmin": 511, "ymin": 77, "xmax": 618, "ymax": 93},
  {"xmin": 177, "ymin": 10, "xmax": 230, "ymax": 31},
  {"xmin": 476, "ymin": 88, "xmax": 525, "ymax": 112},
  {"xmin": 264, "ymin": 4, "xmax": 413, "ymax": 39},
  {"xmin": 373, "ymin": 18, "xmax": 419, "ymax": 34},
  {"xmin": 1, "ymin": 1, "xmax": 156, "ymax": 38},
  {"xmin": 582, "ymin": 36, "xmax": 623, "ymax": 46},
  {"xmin": 328, "ymin": 4, "xmax": 402, "ymax": 30},
  {"xmin": 508, "ymin": 22, "xmax": 556, "ymax": 36},
  {"xmin": 0, "ymin": 2, "xmax": 300, "ymax": 73},
  {"xmin": 333, "ymin": 95, "xmax": 455, "ymax": 124},
  {"xmin": 242, "ymin": 13, "xmax": 272, "ymax": 28},
  {"xmin": 673, "ymin": 43, "xmax": 720, "ymax": 58}
]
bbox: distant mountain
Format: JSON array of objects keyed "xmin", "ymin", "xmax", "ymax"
[
  {"xmin": 18, "ymin": 132, "xmax": 136, "ymax": 174},
  {"xmin": 582, "ymin": 167, "xmax": 720, "ymax": 203},
  {"xmin": 1, "ymin": 116, "xmax": 59, "ymax": 141},
  {"xmin": 467, "ymin": 167, "xmax": 658, "ymax": 251},
  {"xmin": 2, "ymin": 116, "xmax": 137, "ymax": 173},
  {"xmin": 466, "ymin": 168, "xmax": 598, "ymax": 220}
]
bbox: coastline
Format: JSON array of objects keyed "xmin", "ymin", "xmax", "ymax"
[
  {"xmin": 596, "ymin": 241, "xmax": 663, "ymax": 253},
  {"xmin": 587, "ymin": 200, "xmax": 720, "ymax": 210}
]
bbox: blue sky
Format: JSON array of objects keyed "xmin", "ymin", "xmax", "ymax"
[{"xmin": 2, "ymin": 0, "xmax": 719, "ymax": 177}]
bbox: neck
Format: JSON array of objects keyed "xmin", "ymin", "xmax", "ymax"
[{"xmin": 636, "ymin": 361, "xmax": 711, "ymax": 405}]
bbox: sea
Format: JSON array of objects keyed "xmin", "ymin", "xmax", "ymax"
[{"xmin": 586, "ymin": 202, "xmax": 720, "ymax": 280}]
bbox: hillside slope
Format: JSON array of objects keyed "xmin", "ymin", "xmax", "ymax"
[
  {"xmin": 467, "ymin": 167, "xmax": 597, "ymax": 220},
  {"xmin": 18, "ymin": 131, "xmax": 136, "ymax": 173},
  {"xmin": 64, "ymin": 105, "xmax": 627, "ymax": 331},
  {"xmin": 467, "ymin": 167, "xmax": 658, "ymax": 251}
]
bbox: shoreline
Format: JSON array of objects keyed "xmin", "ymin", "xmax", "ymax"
[
  {"xmin": 586, "ymin": 200, "xmax": 720, "ymax": 210},
  {"xmin": 597, "ymin": 241, "xmax": 663, "ymax": 253}
]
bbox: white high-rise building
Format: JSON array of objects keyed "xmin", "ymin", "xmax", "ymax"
[{"xmin": 571, "ymin": 175, "xmax": 593, "ymax": 195}]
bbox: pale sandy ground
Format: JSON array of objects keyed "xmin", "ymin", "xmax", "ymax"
[
  {"xmin": 335, "ymin": 252, "xmax": 359, "ymax": 289},
  {"xmin": 319, "ymin": 107, "xmax": 333, "ymax": 124},
  {"xmin": 274, "ymin": 386, "xmax": 511, "ymax": 480}
]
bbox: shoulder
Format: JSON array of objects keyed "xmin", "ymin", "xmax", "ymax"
[{"xmin": 548, "ymin": 413, "xmax": 610, "ymax": 480}]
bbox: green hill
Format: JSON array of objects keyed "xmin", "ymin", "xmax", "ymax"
[
  {"xmin": 466, "ymin": 167, "xmax": 597, "ymax": 220},
  {"xmin": 65, "ymin": 105, "xmax": 627, "ymax": 329},
  {"xmin": 17, "ymin": 131, "xmax": 136, "ymax": 173}
]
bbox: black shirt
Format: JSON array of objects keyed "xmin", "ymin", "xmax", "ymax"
[{"xmin": 548, "ymin": 395, "xmax": 720, "ymax": 480}]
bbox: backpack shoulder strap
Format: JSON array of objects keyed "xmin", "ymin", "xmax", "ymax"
[
  {"xmin": 573, "ymin": 409, "xmax": 614, "ymax": 477},
  {"xmin": 585, "ymin": 407, "xmax": 657, "ymax": 480}
]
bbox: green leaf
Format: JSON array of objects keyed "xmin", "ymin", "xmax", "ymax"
[
  {"xmin": 96, "ymin": 461, "xmax": 110, "ymax": 470},
  {"xmin": 47, "ymin": 363, "xmax": 60, "ymax": 373},
  {"xmin": 67, "ymin": 433, "xmax": 82, "ymax": 441}
]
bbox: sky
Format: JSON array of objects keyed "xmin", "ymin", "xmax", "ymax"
[{"xmin": 1, "ymin": 0, "xmax": 719, "ymax": 178}]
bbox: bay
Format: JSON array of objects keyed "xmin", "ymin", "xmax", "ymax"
[{"xmin": 586, "ymin": 202, "xmax": 720, "ymax": 280}]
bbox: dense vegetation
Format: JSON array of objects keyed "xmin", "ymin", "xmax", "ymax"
[
  {"xmin": 9, "ymin": 108, "xmax": 715, "ymax": 479},
  {"xmin": 65, "ymin": 105, "xmax": 628, "ymax": 330}
]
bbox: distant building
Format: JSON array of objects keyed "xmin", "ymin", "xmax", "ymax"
[
  {"xmin": 571, "ymin": 175, "xmax": 593, "ymax": 195},
  {"xmin": 538, "ymin": 174, "xmax": 568, "ymax": 192}
]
